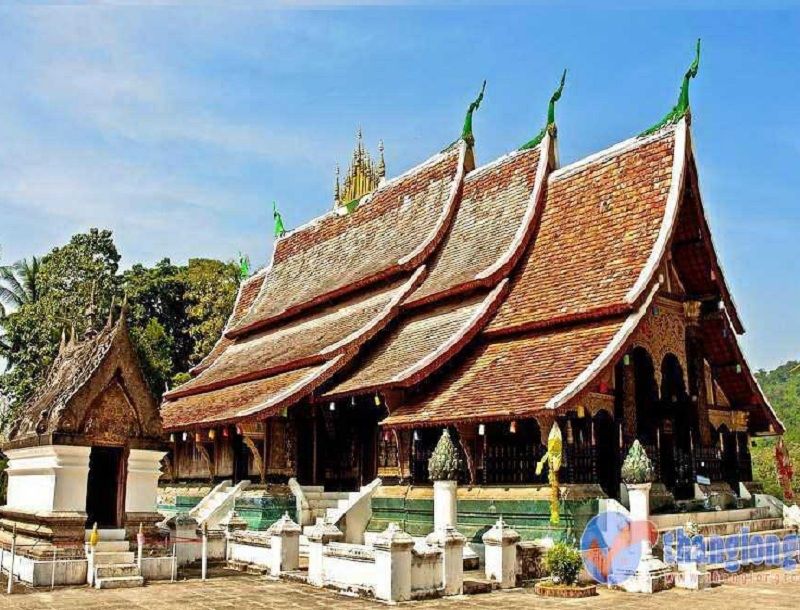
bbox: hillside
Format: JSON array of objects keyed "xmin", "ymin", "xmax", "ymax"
[{"xmin": 753, "ymin": 360, "xmax": 800, "ymax": 497}]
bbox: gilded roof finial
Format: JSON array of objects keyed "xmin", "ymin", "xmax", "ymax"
[
  {"xmin": 520, "ymin": 69, "xmax": 567, "ymax": 151},
  {"xmin": 337, "ymin": 130, "xmax": 382, "ymax": 211},
  {"xmin": 461, "ymin": 80, "xmax": 487, "ymax": 146},
  {"xmin": 641, "ymin": 38, "xmax": 701, "ymax": 137}
]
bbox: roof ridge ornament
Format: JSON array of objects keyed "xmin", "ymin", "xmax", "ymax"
[
  {"xmin": 461, "ymin": 80, "xmax": 487, "ymax": 147},
  {"xmin": 273, "ymin": 201, "xmax": 286, "ymax": 238},
  {"xmin": 238, "ymin": 252, "xmax": 250, "ymax": 280},
  {"xmin": 520, "ymin": 69, "xmax": 567, "ymax": 151},
  {"xmin": 640, "ymin": 38, "xmax": 701, "ymax": 137}
]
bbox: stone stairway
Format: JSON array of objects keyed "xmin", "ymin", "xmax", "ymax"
[
  {"xmin": 189, "ymin": 479, "xmax": 250, "ymax": 529},
  {"xmin": 85, "ymin": 529, "xmax": 143, "ymax": 590}
]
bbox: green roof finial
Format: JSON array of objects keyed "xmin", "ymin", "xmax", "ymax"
[
  {"xmin": 273, "ymin": 201, "xmax": 286, "ymax": 238},
  {"xmin": 238, "ymin": 252, "xmax": 250, "ymax": 280},
  {"xmin": 641, "ymin": 39, "xmax": 701, "ymax": 137},
  {"xmin": 461, "ymin": 80, "xmax": 487, "ymax": 146},
  {"xmin": 520, "ymin": 69, "xmax": 567, "ymax": 151}
]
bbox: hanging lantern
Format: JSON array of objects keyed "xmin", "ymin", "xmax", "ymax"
[
  {"xmin": 169, "ymin": 433, "xmax": 175, "ymax": 443},
  {"xmin": 281, "ymin": 407, "xmax": 288, "ymax": 418},
  {"xmin": 222, "ymin": 428, "xmax": 229, "ymax": 438},
  {"xmin": 598, "ymin": 380, "xmax": 610, "ymax": 394},
  {"xmin": 195, "ymin": 431, "xmax": 201, "ymax": 443},
  {"xmin": 182, "ymin": 431, "xmax": 188, "ymax": 442},
  {"xmin": 736, "ymin": 364, "xmax": 742, "ymax": 374},
  {"xmin": 509, "ymin": 420, "xmax": 517, "ymax": 434},
  {"xmin": 208, "ymin": 429, "xmax": 216, "ymax": 440},
  {"xmin": 236, "ymin": 425, "xmax": 243, "ymax": 435},
  {"xmin": 413, "ymin": 430, "xmax": 420, "ymax": 442},
  {"xmin": 624, "ymin": 354, "xmax": 631, "ymax": 366},
  {"xmin": 351, "ymin": 396, "xmax": 356, "ymax": 407},
  {"xmin": 710, "ymin": 270, "xmax": 717, "ymax": 281},
  {"xmin": 478, "ymin": 424, "xmax": 485, "ymax": 436},
  {"xmin": 329, "ymin": 401, "xmax": 336, "ymax": 412},
  {"xmin": 382, "ymin": 429, "xmax": 391, "ymax": 442},
  {"xmin": 374, "ymin": 393, "xmax": 381, "ymax": 406},
  {"xmin": 577, "ymin": 405, "xmax": 585, "ymax": 418}
]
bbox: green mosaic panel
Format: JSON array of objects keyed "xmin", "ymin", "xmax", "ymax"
[
  {"xmin": 367, "ymin": 495, "xmax": 598, "ymax": 545},
  {"xmin": 234, "ymin": 495, "xmax": 296, "ymax": 531}
]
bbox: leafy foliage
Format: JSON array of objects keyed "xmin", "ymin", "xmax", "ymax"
[
  {"xmin": 0, "ymin": 230, "xmax": 241, "ymax": 431},
  {"xmin": 544, "ymin": 542, "xmax": 582, "ymax": 585},
  {"xmin": 752, "ymin": 361, "xmax": 800, "ymax": 497}
]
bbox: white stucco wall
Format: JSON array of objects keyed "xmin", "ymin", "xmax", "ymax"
[
  {"xmin": 4, "ymin": 445, "xmax": 91, "ymax": 512},
  {"xmin": 125, "ymin": 449, "xmax": 166, "ymax": 513}
]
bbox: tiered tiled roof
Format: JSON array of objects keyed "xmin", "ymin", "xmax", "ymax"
[
  {"xmin": 161, "ymin": 113, "xmax": 779, "ymax": 436},
  {"xmin": 229, "ymin": 144, "xmax": 466, "ymax": 337},
  {"xmin": 161, "ymin": 139, "xmax": 469, "ymax": 431}
]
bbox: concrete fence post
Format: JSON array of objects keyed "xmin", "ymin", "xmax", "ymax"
[
  {"xmin": 306, "ymin": 519, "xmax": 343, "ymax": 587},
  {"xmin": 373, "ymin": 523, "xmax": 414, "ymax": 603},
  {"xmin": 426, "ymin": 524, "xmax": 467, "ymax": 596},
  {"xmin": 482, "ymin": 517, "xmax": 520, "ymax": 589},
  {"xmin": 267, "ymin": 513, "xmax": 301, "ymax": 576}
]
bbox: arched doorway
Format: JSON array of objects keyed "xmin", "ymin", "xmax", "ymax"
[
  {"xmin": 594, "ymin": 410, "xmax": 619, "ymax": 498},
  {"xmin": 717, "ymin": 425, "xmax": 739, "ymax": 490},
  {"xmin": 632, "ymin": 347, "xmax": 659, "ymax": 446},
  {"xmin": 659, "ymin": 354, "xmax": 693, "ymax": 498}
]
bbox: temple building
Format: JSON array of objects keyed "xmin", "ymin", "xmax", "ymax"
[
  {"xmin": 158, "ymin": 64, "xmax": 782, "ymax": 542},
  {"xmin": 0, "ymin": 305, "xmax": 166, "ymax": 564}
]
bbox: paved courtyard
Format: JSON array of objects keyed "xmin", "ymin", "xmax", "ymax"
[{"xmin": 3, "ymin": 567, "xmax": 800, "ymax": 609}]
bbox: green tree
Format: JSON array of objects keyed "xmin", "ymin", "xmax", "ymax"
[
  {"xmin": 183, "ymin": 259, "xmax": 239, "ymax": 367},
  {"xmin": 0, "ymin": 257, "xmax": 41, "ymax": 359},
  {"xmin": 752, "ymin": 361, "xmax": 800, "ymax": 498}
]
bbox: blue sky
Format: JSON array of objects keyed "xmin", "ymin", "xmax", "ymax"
[{"xmin": 0, "ymin": 2, "xmax": 798, "ymax": 370}]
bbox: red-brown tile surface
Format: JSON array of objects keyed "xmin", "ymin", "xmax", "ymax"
[
  {"xmin": 488, "ymin": 129, "xmax": 676, "ymax": 333},
  {"xmin": 409, "ymin": 147, "xmax": 541, "ymax": 304},
  {"xmin": 171, "ymin": 279, "xmax": 408, "ymax": 398},
  {"xmin": 233, "ymin": 147, "xmax": 462, "ymax": 333},
  {"xmin": 161, "ymin": 365, "xmax": 323, "ymax": 429},
  {"xmin": 384, "ymin": 318, "xmax": 624, "ymax": 427},
  {"xmin": 325, "ymin": 291, "xmax": 491, "ymax": 396}
]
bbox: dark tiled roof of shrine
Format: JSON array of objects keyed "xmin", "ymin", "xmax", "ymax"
[{"xmin": 6, "ymin": 315, "xmax": 162, "ymax": 447}]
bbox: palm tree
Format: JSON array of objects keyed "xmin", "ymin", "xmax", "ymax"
[
  {"xmin": 0, "ymin": 257, "xmax": 41, "ymax": 311},
  {"xmin": 0, "ymin": 257, "xmax": 40, "ymax": 362}
]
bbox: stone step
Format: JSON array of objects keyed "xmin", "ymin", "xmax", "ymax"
[
  {"xmin": 463, "ymin": 578, "xmax": 495, "ymax": 594},
  {"xmin": 93, "ymin": 551, "xmax": 137, "ymax": 565},
  {"xmin": 95, "ymin": 575, "xmax": 144, "ymax": 590},
  {"xmin": 95, "ymin": 563, "xmax": 141, "ymax": 579},
  {"xmin": 85, "ymin": 528, "xmax": 126, "ymax": 541},
  {"xmin": 94, "ymin": 540, "xmax": 131, "ymax": 553}
]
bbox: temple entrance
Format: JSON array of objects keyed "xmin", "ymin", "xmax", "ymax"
[
  {"xmin": 85, "ymin": 446, "xmax": 126, "ymax": 528},
  {"xmin": 296, "ymin": 400, "xmax": 381, "ymax": 491},
  {"xmin": 594, "ymin": 411, "xmax": 619, "ymax": 497}
]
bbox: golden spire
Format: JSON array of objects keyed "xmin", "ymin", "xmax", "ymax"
[{"xmin": 335, "ymin": 129, "xmax": 385, "ymax": 209}]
